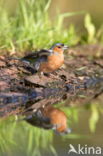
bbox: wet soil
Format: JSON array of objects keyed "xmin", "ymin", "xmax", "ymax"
[{"xmin": 0, "ymin": 44, "xmax": 103, "ymax": 117}]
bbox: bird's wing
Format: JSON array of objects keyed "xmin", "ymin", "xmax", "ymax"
[
  {"xmin": 37, "ymin": 49, "xmax": 52, "ymax": 57},
  {"xmin": 21, "ymin": 49, "xmax": 52, "ymax": 71},
  {"xmin": 22, "ymin": 49, "xmax": 52, "ymax": 61}
]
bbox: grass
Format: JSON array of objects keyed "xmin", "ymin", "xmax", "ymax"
[
  {"xmin": 0, "ymin": 111, "xmax": 82, "ymax": 156},
  {"xmin": 0, "ymin": 103, "xmax": 103, "ymax": 156},
  {"xmin": 0, "ymin": 0, "xmax": 84, "ymax": 55},
  {"xmin": 0, "ymin": 0, "xmax": 102, "ymax": 55}
]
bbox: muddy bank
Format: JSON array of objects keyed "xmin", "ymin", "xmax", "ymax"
[{"xmin": 0, "ymin": 44, "xmax": 103, "ymax": 117}]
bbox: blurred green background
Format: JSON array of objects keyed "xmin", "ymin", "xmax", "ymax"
[
  {"xmin": 50, "ymin": 0, "xmax": 103, "ymax": 27},
  {"xmin": 0, "ymin": 0, "xmax": 103, "ymax": 53},
  {"xmin": 2, "ymin": 0, "xmax": 103, "ymax": 27}
]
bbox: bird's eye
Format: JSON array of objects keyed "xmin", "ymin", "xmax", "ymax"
[{"xmin": 57, "ymin": 46, "xmax": 61, "ymax": 48}]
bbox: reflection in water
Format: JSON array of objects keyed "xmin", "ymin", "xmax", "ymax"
[
  {"xmin": 25, "ymin": 105, "xmax": 71, "ymax": 135},
  {"xmin": 0, "ymin": 101, "xmax": 103, "ymax": 156}
]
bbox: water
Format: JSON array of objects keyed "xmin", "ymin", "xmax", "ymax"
[{"xmin": 0, "ymin": 99, "xmax": 103, "ymax": 156}]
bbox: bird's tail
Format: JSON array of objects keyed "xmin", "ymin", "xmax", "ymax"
[
  {"xmin": 8, "ymin": 57, "xmax": 37, "ymax": 74},
  {"xmin": 8, "ymin": 57, "xmax": 26, "ymax": 61}
]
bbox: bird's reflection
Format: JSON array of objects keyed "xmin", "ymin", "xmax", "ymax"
[{"xmin": 24, "ymin": 105, "xmax": 71, "ymax": 135}]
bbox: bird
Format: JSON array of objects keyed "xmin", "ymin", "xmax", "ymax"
[
  {"xmin": 24, "ymin": 105, "xmax": 71, "ymax": 135},
  {"xmin": 21, "ymin": 43, "xmax": 68, "ymax": 74}
]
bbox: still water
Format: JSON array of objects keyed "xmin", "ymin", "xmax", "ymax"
[{"xmin": 0, "ymin": 100, "xmax": 103, "ymax": 156}]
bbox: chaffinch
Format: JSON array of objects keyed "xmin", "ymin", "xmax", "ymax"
[
  {"xmin": 25, "ymin": 105, "xmax": 71, "ymax": 135},
  {"xmin": 22, "ymin": 43, "xmax": 68, "ymax": 74}
]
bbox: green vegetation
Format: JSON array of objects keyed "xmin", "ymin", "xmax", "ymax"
[
  {"xmin": 0, "ymin": 0, "xmax": 79, "ymax": 54},
  {"xmin": 0, "ymin": 0, "xmax": 102, "ymax": 55},
  {"xmin": 83, "ymin": 14, "xmax": 103, "ymax": 44},
  {"xmin": 0, "ymin": 103, "xmax": 103, "ymax": 156},
  {"xmin": 0, "ymin": 108, "xmax": 81, "ymax": 156}
]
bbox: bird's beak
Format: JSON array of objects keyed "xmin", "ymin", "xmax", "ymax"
[
  {"xmin": 60, "ymin": 128, "xmax": 72, "ymax": 135},
  {"xmin": 54, "ymin": 128, "xmax": 72, "ymax": 135},
  {"xmin": 63, "ymin": 45, "xmax": 69, "ymax": 50},
  {"xmin": 64, "ymin": 128, "xmax": 72, "ymax": 134}
]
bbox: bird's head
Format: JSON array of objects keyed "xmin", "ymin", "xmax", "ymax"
[
  {"xmin": 52, "ymin": 124, "xmax": 71, "ymax": 135},
  {"xmin": 50, "ymin": 43, "xmax": 69, "ymax": 54}
]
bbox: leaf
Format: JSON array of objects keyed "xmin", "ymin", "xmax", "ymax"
[
  {"xmin": 84, "ymin": 14, "xmax": 96, "ymax": 43},
  {"xmin": 89, "ymin": 104, "xmax": 99, "ymax": 133}
]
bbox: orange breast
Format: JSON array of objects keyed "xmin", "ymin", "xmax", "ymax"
[
  {"xmin": 50, "ymin": 109, "xmax": 67, "ymax": 132},
  {"xmin": 43, "ymin": 106, "xmax": 67, "ymax": 133},
  {"xmin": 39, "ymin": 54, "xmax": 64, "ymax": 73}
]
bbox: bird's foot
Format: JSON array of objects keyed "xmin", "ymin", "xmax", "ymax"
[
  {"xmin": 44, "ymin": 72, "xmax": 60, "ymax": 80},
  {"xmin": 38, "ymin": 72, "xmax": 44, "ymax": 78}
]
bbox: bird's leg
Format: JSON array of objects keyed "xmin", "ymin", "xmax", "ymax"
[
  {"xmin": 43, "ymin": 72, "xmax": 58, "ymax": 79},
  {"xmin": 38, "ymin": 71, "xmax": 44, "ymax": 78},
  {"xmin": 52, "ymin": 123, "xmax": 61, "ymax": 130},
  {"xmin": 44, "ymin": 73, "xmax": 50, "ymax": 77},
  {"xmin": 47, "ymin": 72, "xmax": 60, "ymax": 80},
  {"xmin": 38, "ymin": 71, "xmax": 60, "ymax": 80}
]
